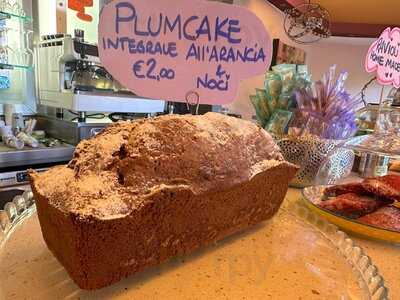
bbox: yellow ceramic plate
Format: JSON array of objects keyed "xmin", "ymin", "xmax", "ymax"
[{"xmin": 302, "ymin": 186, "xmax": 400, "ymax": 244}]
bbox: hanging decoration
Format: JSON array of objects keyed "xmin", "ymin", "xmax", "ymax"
[{"xmin": 283, "ymin": 1, "xmax": 331, "ymax": 44}]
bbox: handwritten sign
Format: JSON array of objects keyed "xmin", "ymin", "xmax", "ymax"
[
  {"xmin": 98, "ymin": 0, "xmax": 272, "ymax": 104},
  {"xmin": 366, "ymin": 27, "xmax": 400, "ymax": 88}
]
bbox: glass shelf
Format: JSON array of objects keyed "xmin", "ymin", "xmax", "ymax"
[
  {"xmin": 0, "ymin": 63, "xmax": 32, "ymax": 70},
  {"xmin": 0, "ymin": 11, "xmax": 32, "ymax": 23}
]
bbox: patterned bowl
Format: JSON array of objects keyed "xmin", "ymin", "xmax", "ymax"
[{"xmin": 276, "ymin": 135, "xmax": 355, "ymax": 188}]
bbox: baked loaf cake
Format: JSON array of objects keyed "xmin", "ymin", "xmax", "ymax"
[{"xmin": 29, "ymin": 113, "xmax": 298, "ymax": 290}]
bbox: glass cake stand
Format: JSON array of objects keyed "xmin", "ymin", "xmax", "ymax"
[{"xmin": 0, "ymin": 194, "xmax": 388, "ymax": 300}]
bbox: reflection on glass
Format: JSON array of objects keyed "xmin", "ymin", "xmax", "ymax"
[
  {"xmin": 0, "ymin": 27, "xmax": 33, "ymax": 67},
  {"xmin": 0, "ymin": 27, "xmax": 14, "ymax": 64},
  {"xmin": 0, "ymin": 0, "xmax": 25, "ymax": 17},
  {"xmin": 22, "ymin": 29, "xmax": 33, "ymax": 66}
]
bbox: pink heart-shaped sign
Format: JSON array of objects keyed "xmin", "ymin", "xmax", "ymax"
[{"xmin": 366, "ymin": 27, "xmax": 400, "ymax": 88}]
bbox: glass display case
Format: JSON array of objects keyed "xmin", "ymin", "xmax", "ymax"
[
  {"xmin": 0, "ymin": 0, "xmax": 33, "ymax": 105},
  {"xmin": 356, "ymin": 104, "xmax": 400, "ymax": 135}
]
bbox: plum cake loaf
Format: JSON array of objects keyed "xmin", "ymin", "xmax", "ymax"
[{"xmin": 29, "ymin": 112, "xmax": 298, "ymax": 290}]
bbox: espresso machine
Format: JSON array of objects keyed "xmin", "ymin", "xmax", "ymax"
[{"xmin": 36, "ymin": 30, "xmax": 166, "ymax": 145}]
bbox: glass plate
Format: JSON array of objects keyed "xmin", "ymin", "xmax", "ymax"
[
  {"xmin": 303, "ymin": 185, "xmax": 400, "ymax": 245},
  {"xmin": 343, "ymin": 134, "xmax": 400, "ymax": 159},
  {"xmin": 0, "ymin": 195, "xmax": 388, "ymax": 300}
]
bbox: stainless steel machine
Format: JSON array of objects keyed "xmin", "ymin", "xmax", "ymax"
[
  {"xmin": 0, "ymin": 141, "xmax": 74, "ymax": 209},
  {"xmin": 37, "ymin": 30, "xmax": 165, "ymax": 118},
  {"xmin": 36, "ymin": 30, "xmax": 166, "ymax": 144}
]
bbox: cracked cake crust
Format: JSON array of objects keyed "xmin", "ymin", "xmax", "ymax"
[{"xmin": 30, "ymin": 113, "xmax": 298, "ymax": 289}]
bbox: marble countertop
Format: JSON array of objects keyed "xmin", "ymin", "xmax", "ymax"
[{"xmin": 1, "ymin": 186, "xmax": 398, "ymax": 299}]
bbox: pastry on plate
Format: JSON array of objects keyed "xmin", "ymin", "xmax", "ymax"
[
  {"xmin": 362, "ymin": 175, "xmax": 400, "ymax": 202},
  {"xmin": 357, "ymin": 206, "xmax": 400, "ymax": 232},
  {"xmin": 323, "ymin": 182, "xmax": 368, "ymax": 197},
  {"xmin": 319, "ymin": 193, "xmax": 391, "ymax": 218},
  {"xmin": 320, "ymin": 175, "xmax": 400, "ymax": 230}
]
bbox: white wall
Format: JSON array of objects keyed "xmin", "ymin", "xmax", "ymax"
[
  {"xmin": 230, "ymin": 0, "xmax": 384, "ymax": 120},
  {"xmin": 38, "ymin": 0, "xmax": 57, "ymax": 36},
  {"xmin": 306, "ymin": 37, "xmax": 383, "ymax": 104}
]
